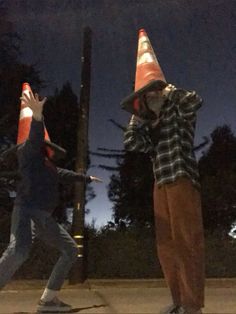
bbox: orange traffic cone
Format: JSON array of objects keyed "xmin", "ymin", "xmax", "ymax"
[
  {"xmin": 121, "ymin": 29, "xmax": 167, "ymax": 116},
  {"xmin": 16, "ymin": 82, "xmax": 66, "ymax": 159},
  {"xmin": 1, "ymin": 83, "xmax": 66, "ymax": 161},
  {"xmin": 17, "ymin": 82, "xmax": 50, "ymax": 145},
  {"xmin": 135, "ymin": 28, "xmax": 166, "ymax": 91}
]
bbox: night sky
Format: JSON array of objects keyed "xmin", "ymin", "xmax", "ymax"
[{"xmin": 5, "ymin": 0, "xmax": 236, "ymax": 227}]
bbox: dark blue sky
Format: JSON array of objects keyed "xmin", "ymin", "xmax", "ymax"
[{"xmin": 5, "ymin": 0, "xmax": 236, "ymax": 227}]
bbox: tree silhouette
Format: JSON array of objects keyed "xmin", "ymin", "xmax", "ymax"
[
  {"xmin": 199, "ymin": 125, "xmax": 236, "ymax": 235},
  {"xmin": 0, "ymin": 3, "xmax": 44, "ymax": 245},
  {"xmin": 0, "ymin": 2, "xmax": 43, "ymax": 146},
  {"xmin": 108, "ymin": 150, "xmax": 154, "ymax": 227},
  {"xmin": 44, "ymin": 82, "xmax": 95, "ymax": 222}
]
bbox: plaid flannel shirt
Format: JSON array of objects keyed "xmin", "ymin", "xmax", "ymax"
[{"xmin": 124, "ymin": 87, "xmax": 202, "ymax": 189}]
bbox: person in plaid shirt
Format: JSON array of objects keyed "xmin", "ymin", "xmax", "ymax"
[{"xmin": 124, "ymin": 83, "xmax": 205, "ymax": 314}]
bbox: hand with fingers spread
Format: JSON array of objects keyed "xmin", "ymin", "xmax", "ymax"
[
  {"xmin": 89, "ymin": 176, "xmax": 103, "ymax": 183},
  {"xmin": 20, "ymin": 92, "xmax": 47, "ymax": 121}
]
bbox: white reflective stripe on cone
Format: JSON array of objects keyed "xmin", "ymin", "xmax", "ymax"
[{"xmin": 20, "ymin": 107, "xmax": 33, "ymax": 119}]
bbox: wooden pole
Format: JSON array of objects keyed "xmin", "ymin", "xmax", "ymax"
[{"xmin": 69, "ymin": 27, "xmax": 92, "ymax": 284}]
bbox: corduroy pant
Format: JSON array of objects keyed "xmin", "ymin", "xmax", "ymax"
[{"xmin": 153, "ymin": 177, "xmax": 205, "ymax": 310}]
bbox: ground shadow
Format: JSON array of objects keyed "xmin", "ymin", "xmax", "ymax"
[{"xmin": 13, "ymin": 303, "xmax": 107, "ymax": 314}]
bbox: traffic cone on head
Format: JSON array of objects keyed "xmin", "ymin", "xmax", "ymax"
[
  {"xmin": 135, "ymin": 28, "xmax": 166, "ymax": 90},
  {"xmin": 16, "ymin": 82, "xmax": 66, "ymax": 159},
  {"xmin": 17, "ymin": 82, "xmax": 50, "ymax": 145},
  {"xmin": 121, "ymin": 29, "xmax": 167, "ymax": 116}
]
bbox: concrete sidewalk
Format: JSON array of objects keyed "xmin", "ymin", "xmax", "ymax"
[{"xmin": 0, "ymin": 279, "xmax": 235, "ymax": 314}]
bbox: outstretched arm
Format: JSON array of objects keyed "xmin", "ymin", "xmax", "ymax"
[{"xmin": 57, "ymin": 168, "xmax": 102, "ymax": 184}]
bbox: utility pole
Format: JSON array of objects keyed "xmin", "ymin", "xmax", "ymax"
[{"xmin": 69, "ymin": 27, "xmax": 92, "ymax": 284}]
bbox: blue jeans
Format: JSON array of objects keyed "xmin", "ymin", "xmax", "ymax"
[{"xmin": 0, "ymin": 207, "xmax": 78, "ymax": 290}]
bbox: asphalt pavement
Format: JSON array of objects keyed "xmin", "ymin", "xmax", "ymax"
[{"xmin": 0, "ymin": 279, "xmax": 235, "ymax": 314}]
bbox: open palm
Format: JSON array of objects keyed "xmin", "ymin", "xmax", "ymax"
[{"xmin": 20, "ymin": 91, "xmax": 47, "ymax": 120}]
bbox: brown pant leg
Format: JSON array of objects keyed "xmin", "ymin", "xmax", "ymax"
[
  {"xmin": 153, "ymin": 182, "xmax": 181, "ymax": 306},
  {"xmin": 166, "ymin": 178, "xmax": 205, "ymax": 309}
]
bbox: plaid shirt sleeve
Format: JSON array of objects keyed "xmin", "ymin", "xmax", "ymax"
[
  {"xmin": 124, "ymin": 123, "xmax": 154, "ymax": 153},
  {"xmin": 171, "ymin": 88, "xmax": 203, "ymax": 119}
]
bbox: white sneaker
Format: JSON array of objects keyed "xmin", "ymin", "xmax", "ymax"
[{"xmin": 37, "ymin": 296, "xmax": 72, "ymax": 313}]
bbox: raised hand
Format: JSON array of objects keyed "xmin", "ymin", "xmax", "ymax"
[{"xmin": 20, "ymin": 92, "xmax": 47, "ymax": 121}]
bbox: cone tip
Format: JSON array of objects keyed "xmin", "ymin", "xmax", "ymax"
[
  {"xmin": 22, "ymin": 82, "xmax": 31, "ymax": 91},
  {"xmin": 139, "ymin": 28, "xmax": 147, "ymax": 36}
]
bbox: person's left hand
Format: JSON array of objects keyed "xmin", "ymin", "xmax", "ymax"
[
  {"xmin": 89, "ymin": 176, "xmax": 103, "ymax": 183},
  {"xmin": 20, "ymin": 92, "xmax": 47, "ymax": 121}
]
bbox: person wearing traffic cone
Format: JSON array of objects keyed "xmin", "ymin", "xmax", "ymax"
[
  {"xmin": 17, "ymin": 82, "xmax": 61, "ymax": 159},
  {"xmin": 2, "ymin": 83, "xmax": 66, "ymax": 160},
  {"xmin": 122, "ymin": 29, "xmax": 205, "ymax": 314},
  {"xmin": 0, "ymin": 83, "xmax": 102, "ymax": 313}
]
